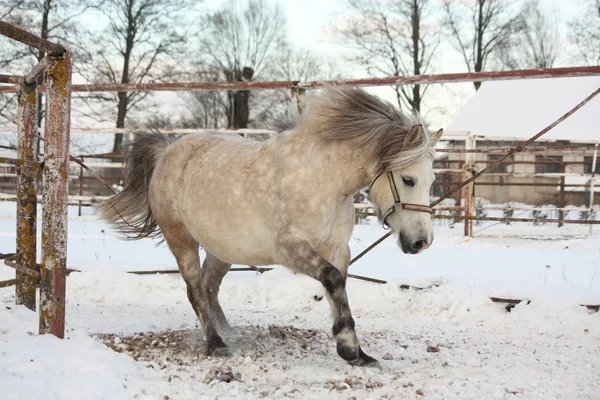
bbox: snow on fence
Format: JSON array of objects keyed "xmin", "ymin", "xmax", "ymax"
[{"xmin": 1, "ymin": 20, "xmax": 600, "ymax": 338}]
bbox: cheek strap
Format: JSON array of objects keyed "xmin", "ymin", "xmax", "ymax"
[{"xmin": 371, "ymin": 171, "xmax": 433, "ymax": 230}]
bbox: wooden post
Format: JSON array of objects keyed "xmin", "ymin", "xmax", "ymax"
[
  {"xmin": 15, "ymin": 81, "xmax": 39, "ymax": 310},
  {"xmin": 39, "ymin": 48, "xmax": 71, "ymax": 338},
  {"xmin": 463, "ymin": 134, "xmax": 476, "ymax": 237}
]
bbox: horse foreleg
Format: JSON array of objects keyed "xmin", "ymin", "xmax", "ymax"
[
  {"xmin": 201, "ymin": 252, "xmax": 232, "ymax": 333},
  {"xmin": 281, "ymin": 239, "xmax": 378, "ymax": 367}
]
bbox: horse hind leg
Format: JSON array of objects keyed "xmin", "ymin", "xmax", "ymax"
[
  {"xmin": 201, "ymin": 252, "xmax": 232, "ymax": 333},
  {"xmin": 162, "ymin": 226, "xmax": 229, "ymax": 356}
]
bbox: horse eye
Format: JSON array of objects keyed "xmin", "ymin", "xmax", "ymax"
[{"xmin": 402, "ymin": 177, "xmax": 415, "ymax": 187}]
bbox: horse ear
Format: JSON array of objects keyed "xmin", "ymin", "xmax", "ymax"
[
  {"xmin": 404, "ymin": 124, "xmax": 422, "ymax": 146},
  {"xmin": 430, "ymin": 128, "xmax": 444, "ymax": 143}
]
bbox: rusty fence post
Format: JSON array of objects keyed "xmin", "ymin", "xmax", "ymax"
[
  {"xmin": 39, "ymin": 48, "xmax": 71, "ymax": 338},
  {"xmin": 78, "ymin": 159, "xmax": 83, "ymax": 217},
  {"xmin": 291, "ymin": 83, "xmax": 306, "ymax": 114},
  {"xmin": 15, "ymin": 81, "xmax": 39, "ymax": 310},
  {"xmin": 558, "ymin": 163, "xmax": 566, "ymax": 227},
  {"xmin": 589, "ymin": 143, "xmax": 598, "ymax": 235},
  {"xmin": 463, "ymin": 134, "xmax": 476, "ymax": 237}
]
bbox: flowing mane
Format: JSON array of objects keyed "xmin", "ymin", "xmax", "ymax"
[{"xmin": 296, "ymin": 85, "xmax": 437, "ymax": 175}]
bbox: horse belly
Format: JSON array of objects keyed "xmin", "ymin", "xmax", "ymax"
[{"xmin": 189, "ymin": 219, "xmax": 277, "ymax": 266}]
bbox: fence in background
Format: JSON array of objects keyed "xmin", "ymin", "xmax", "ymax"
[
  {"xmin": 1, "ymin": 130, "xmax": 597, "ymax": 235},
  {"xmin": 2, "ymin": 21, "xmax": 600, "ymax": 338}
]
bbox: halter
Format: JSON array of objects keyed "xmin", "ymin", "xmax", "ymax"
[{"xmin": 370, "ymin": 171, "xmax": 433, "ymax": 230}]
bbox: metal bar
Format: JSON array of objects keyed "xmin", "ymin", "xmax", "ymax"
[
  {"xmin": 25, "ymin": 57, "xmax": 49, "ymax": 85},
  {"xmin": 347, "ymin": 273, "xmax": 387, "ymax": 284},
  {"xmin": 435, "ymin": 206, "xmax": 597, "ymax": 212},
  {"xmin": 15, "ymin": 82, "xmax": 39, "ymax": 310},
  {"xmin": 437, "ymin": 146, "xmax": 599, "ymax": 153},
  {"xmin": 589, "ymin": 143, "xmax": 598, "ymax": 234},
  {"xmin": 0, "ymin": 21, "xmax": 64, "ymax": 56},
  {"xmin": 98, "ymin": 267, "xmax": 388, "ymax": 285},
  {"xmin": 474, "ymin": 160, "xmax": 596, "ymax": 165},
  {"xmin": 436, "ymin": 160, "xmax": 596, "ymax": 166},
  {"xmin": 2, "ymin": 66, "xmax": 600, "ymax": 93},
  {"xmin": 463, "ymin": 134, "xmax": 476, "ymax": 237},
  {"xmin": 559, "ymin": 164, "xmax": 566, "ymax": 227},
  {"xmin": 433, "ymin": 215, "xmax": 600, "ymax": 224},
  {"xmin": 0, "ymin": 127, "xmax": 276, "ymax": 135},
  {"xmin": 460, "ymin": 182, "xmax": 596, "ymax": 187},
  {"xmin": 78, "ymin": 161, "xmax": 83, "ymax": 217},
  {"xmin": 0, "ymin": 279, "xmax": 17, "ymax": 288},
  {"xmin": 0, "ymin": 74, "xmax": 23, "ymax": 84},
  {"xmin": 39, "ymin": 50, "xmax": 71, "ymax": 339},
  {"xmin": 0, "ymin": 112, "xmax": 18, "ymax": 126},
  {"xmin": 69, "ymin": 157, "xmax": 117, "ymax": 195},
  {"xmin": 0, "ymin": 157, "xmax": 19, "ymax": 164},
  {"xmin": 349, "ymin": 231, "xmax": 393, "ymax": 266},
  {"xmin": 4, "ymin": 259, "xmax": 40, "ymax": 278}
]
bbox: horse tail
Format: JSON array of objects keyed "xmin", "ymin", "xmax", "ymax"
[{"xmin": 98, "ymin": 131, "xmax": 173, "ymax": 241}]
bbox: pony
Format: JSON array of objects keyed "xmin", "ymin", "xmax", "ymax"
[{"xmin": 99, "ymin": 85, "xmax": 443, "ymax": 367}]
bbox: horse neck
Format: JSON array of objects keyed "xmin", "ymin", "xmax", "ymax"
[{"xmin": 280, "ymin": 130, "xmax": 374, "ymax": 196}]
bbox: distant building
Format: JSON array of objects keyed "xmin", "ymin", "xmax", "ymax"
[{"xmin": 439, "ymin": 76, "xmax": 600, "ymax": 206}]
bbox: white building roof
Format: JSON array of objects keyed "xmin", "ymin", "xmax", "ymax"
[
  {"xmin": 445, "ymin": 76, "xmax": 600, "ymax": 143},
  {"xmin": 560, "ymin": 176, "xmax": 600, "ymax": 193}
]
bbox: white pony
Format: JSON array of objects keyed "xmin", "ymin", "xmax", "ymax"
[{"xmin": 99, "ymin": 85, "xmax": 443, "ymax": 366}]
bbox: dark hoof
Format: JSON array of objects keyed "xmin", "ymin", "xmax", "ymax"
[
  {"xmin": 207, "ymin": 335, "xmax": 230, "ymax": 357},
  {"xmin": 349, "ymin": 347, "xmax": 380, "ymax": 368},
  {"xmin": 337, "ymin": 342, "xmax": 360, "ymax": 362}
]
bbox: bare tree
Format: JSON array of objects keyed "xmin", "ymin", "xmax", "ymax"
[
  {"xmin": 180, "ymin": 48, "xmax": 334, "ymax": 130},
  {"xmin": 499, "ymin": 0, "xmax": 560, "ymax": 69},
  {"xmin": 442, "ymin": 0, "xmax": 523, "ymax": 89},
  {"xmin": 0, "ymin": 0, "xmax": 91, "ymax": 130},
  {"xmin": 80, "ymin": 0, "xmax": 194, "ymax": 152},
  {"xmin": 334, "ymin": 0, "xmax": 441, "ymax": 112},
  {"xmin": 570, "ymin": 0, "xmax": 600, "ymax": 66},
  {"xmin": 199, "ymin": 0, "xmax": 286, "ymax": 128},
  {"xmin": 180, "ymin": 68, "xmax": 229, "ymax": 129}
]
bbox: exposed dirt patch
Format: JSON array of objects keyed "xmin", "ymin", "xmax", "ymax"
[{"xmin": 95, "ymin": 324, "xmax": 331, "ymax": 367}]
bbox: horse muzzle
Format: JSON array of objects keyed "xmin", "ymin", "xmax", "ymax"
[{"xmin": 398, "ymin": 234, "xmax": 431, "ymax": 255}]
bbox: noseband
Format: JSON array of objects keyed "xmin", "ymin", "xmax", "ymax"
[{"xmin": 370, "ymin": 171, "xmax": 433, "ymax": 230}]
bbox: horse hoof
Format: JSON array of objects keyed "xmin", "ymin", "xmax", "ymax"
[
  {"xmin": 349, "ymin": 347, "xmax": 380, "ymax": 368},
  {"xmin": 209, "ymin": 345, "xmax": 231, "ymax": 357},
  {"xmin": 207, "ymin": 336, "xmax": 230, "ymax": 357},
  {"xmin": 337, "ymin": 342, "xmax": 360, "ymax": 362}
]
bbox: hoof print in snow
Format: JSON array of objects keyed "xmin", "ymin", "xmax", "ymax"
[
  {"xmin": 326, "ymin": 377, "xmax": 382, "ymax": 391},
  {"xmin": 399, "ymin": 283, "xmax": 441, "ymax": 292},
  {"xmin": 313, "ymin": 294, "xmax": 323, "ymax": 302},
  {"xmin": 204, "ymin": 366, "xmax": 240, "ymax": 384},
  {"xmin": 426, "ymin": 345, "xmax": 440, "ymax": 353},
  {"xmin": 268, "ymin": 325, "xmax": 287, "ymax": 340}
]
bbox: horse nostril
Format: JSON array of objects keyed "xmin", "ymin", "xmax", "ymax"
[{"xmin": 412, "ymin": 240, "xmax": 425, "ymax": 252}]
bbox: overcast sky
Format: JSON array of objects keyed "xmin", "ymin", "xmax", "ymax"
[
  {"xmin": 65, "ymin": 0, "xmax": 590, "ymax": 133},
  {"xmin": 177, "ymin": 0, "xmax": 589, "ymax": 130}
]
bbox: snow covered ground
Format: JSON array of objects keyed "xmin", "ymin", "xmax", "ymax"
[{"xmin": 1, "ymin": 203, "xmax": 599, "ymax": 399}]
